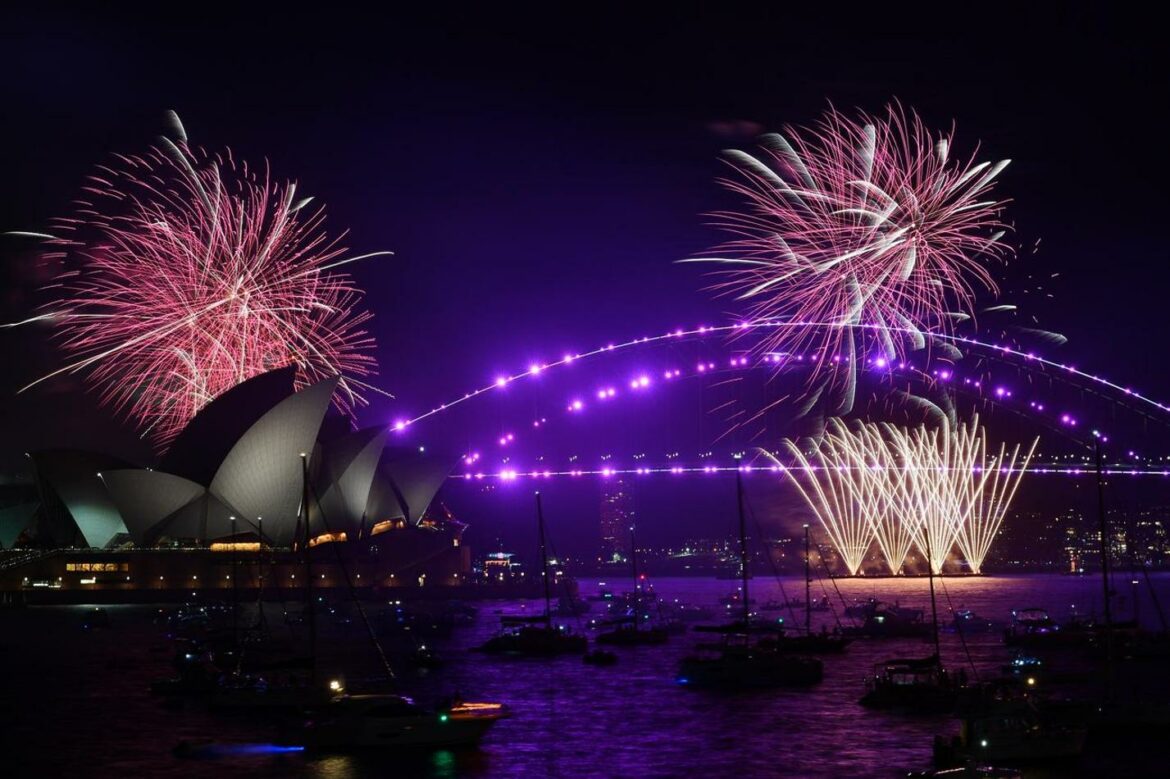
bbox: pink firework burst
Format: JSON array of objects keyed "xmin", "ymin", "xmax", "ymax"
[
  {"xmin": 24, "ymin": 117, "xmax": 388, "ymax": 447},
  {"xmin": 685, "ymin": 104, "xmax": 1012, "ymax": 408}
]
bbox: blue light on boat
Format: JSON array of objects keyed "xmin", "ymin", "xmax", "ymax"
[{"xmin": 225, "ymin": 744, "xmax": 306, "ymax": 755}]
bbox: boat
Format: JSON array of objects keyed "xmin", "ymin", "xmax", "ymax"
[
  {"xmin": 718, "ymin": 589, "xmax": 755, "ymax": 608},
  {"xmin": 844, "ymin": 598, "xmax": 879, "ymax": 619},
  {"xmin": 999, "ymin": 650, "xmax": 1044, "ymax": 683},
  {"xmin": 676, "ymin": 473, "xmax": 823, "ymax": 689},
  {"xmin": 860, "ymin": 532, "xmax": 968, "ymax": 713},
  {"xmin": 553, "ymin": 594, "xmax": 591, "ymax": 616},
  {"xmin": 476, "ymin": 493, "xmax": 587, "ymax": 657},
  {"xmin": 842, "ymin": 601, "xmax": 932, "ymax": 638},
  {"xmin": 408, "ymin": 643, "xmax": 444, "ymax": 670},
  {"xmin": 210, "ymin": 671, "xmax": 337, "ymax": 711},
  {"xmin": 212, "ymin": 459, "xmax": 338, "ymax": 711},
  {"xmin": 768, "ymin": 524, "xmax": 851, "ymax": 654},
  {"xmin": 907, "ymin": 767, "xmax": 1022, "ymax": 778},
  {"xmin": 583, "ymin": 649, "xmax": 618, "ymax": 666},
  {"xmin": 596, "ymin": 517, "xmax": 670, "ymax": 646},
  {"xmin": 478, "ymin": 615, "xmax": 587, "ymax": 655},
  {"xmin": 762, "ymin": 628, "xmax": 852, "ymax": 655},
  {"xmin": 666, "ymin": 601, "xmax": 717, "ymax": 623},
  {"xmin": 780, "ymin": 596, "xmax": 831, "ymax": 612},
  {"xmin": 596, "ymin": 616, "xmax": 669, "ymax": 646},
  {"xmin": 859, "ymin": 654, "xmax": 963, "ymax": 713},
  {"xmin": 950, "ymin": 608, "xmax": 999, "ymax": 634},
  {"xmin": 1002, "ymin": 607, "xmax": 1079, "ymax": 647},
  {"xmin": 714, "ymin": 561, "xmax": 752, "ymax": 580},
  {"xmin": 173, "ymin": 740, "xmax": 308, "ymax": 759},
  {"xmin": 678, "ymin": 635, "xmax": 823, "ymax": 688},
  {"xmin": 284, "ymin": 694, "xmax": 508, "ymax": 750},
  {"xmin": 933, "ymin": 699, "xmax": 1086, "ymax": 766},
  {"xmin": 586, "ymin": 586, "xmax": 617, "ymax": 603}
]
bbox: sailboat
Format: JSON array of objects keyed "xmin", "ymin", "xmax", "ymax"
[
  {"xmin": 765, "ymin": 524, "xmax": 852, "ymax": 655},
  {"xmin": 1084, "ymin": 438, "xmax": 1170, "ymax": 732},
  {"xmin": 211, "ymin": 454, "xmax": 337, "ymax": 711},
  {"xmin": 859, "ymin": 530, "xmax": 964, "ymax": 712},
  {"xmin": 283, "ymin": 457, "xmax": 508, "ymax": 750},
  {"xmin": 597, "ymin": 512, "xmax": 669, "ymax": 646},
  {"xmin": 478, "ymin": 492, "xmax": 588, "ymax": 656},
  {"xmin": 677, "ymin": 473, "xmax": 823, "ymax": 688}
]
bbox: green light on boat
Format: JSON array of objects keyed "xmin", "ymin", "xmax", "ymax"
[{"xmin": 439, "ymin": 714, "xmax": 449, "ymax": 722}]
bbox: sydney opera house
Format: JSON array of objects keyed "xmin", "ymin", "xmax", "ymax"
[{"xmin": 0, "ymin": 367, "xmax": 468, "ymax": 601}]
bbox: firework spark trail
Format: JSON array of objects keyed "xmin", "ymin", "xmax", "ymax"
[
  {"xmin": 684, "ymin": 104, "xmax": 1012, "ymax": 414},
  {"xmin": 952, "ymin": 433, "xmax": 1037, "ymax": 574},
  {"xmin": 858, "ymin": 422, "xmax": 921, "ymax": 574},
  {"xmin": 895, "ymin": 424, "xmax": 964, "ymax": 574},
  {"xmin": 781, "ymin": 421, "xmax": 880, "ymax": 575},
  {"xmin": 10, "ymin": 121, "xmax": 390, "ymax": 446},
  {"xmin": 777, "ymin": 417, "xmax": 1037, "ymax": 575}
]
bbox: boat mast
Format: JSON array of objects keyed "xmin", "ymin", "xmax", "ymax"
[
  {"xmin": 804, "ymin": 523, "xmax": 811, "ymax": 634},
  {"xmin": 230, "ymin": 515, "xmax": 238, "ymax": 648},
  {"xmin": 301, "ymin": 453, "xmax": 316, "ymax": 687},
  {"xmin": 736, "ymin": 470, "xmax": 750, "ymax": 627},
  {"xmin": 1094, "ymin": 437, "xmax": 1114, "ymax": 696},
  {"xmin": 629, "ymin": 513, "xmax": 639, "ymax": 631},
  {"xmin": 536, "ymin": 491, "xmax": 553, "ymax": 627},
  {"xmin": 924, "ymin": 526, "xmax": 941, "ymax": 662}
]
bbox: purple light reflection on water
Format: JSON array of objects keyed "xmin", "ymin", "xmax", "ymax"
[{"xmin": 10, "ymin": 576, "xmax": 1170, "ymax": 778}]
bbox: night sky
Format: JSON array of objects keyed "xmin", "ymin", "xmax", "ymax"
[{"xmin": 1, "ymin": 5, "xmax": 1167, "ymax": 553}]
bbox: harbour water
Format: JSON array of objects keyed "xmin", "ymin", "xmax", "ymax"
[{"xmin": 3, "ymin": 572, "xmax": 1168, "ymax": 778}]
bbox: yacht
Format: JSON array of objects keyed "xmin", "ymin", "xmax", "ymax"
[
  {"xmin": 476, "ymin": 493, "xmax": 588, "ymax": 657},
  {"xmin": 477, "ymin": 615, "xmax": 588, "ymax": 656},
  {"xmin": 596, "ymin": 615, "xmax": 669, "ymax": 646},
  {"xmin": 859, "ymin": 654, "xmax": 963, "ymax": 713},
  {"xmin": 285, "ymin": 694, "xmax": 508, "ymax": 750},
  {"xmin": 678, "ymin": 628, "xmax": 823, "ymax": 689},
  {"xmin": 933, "ymin": 699, "xmax": 1086, "ymax": 766},
  {"xmin": 676, "ymin": 475, "xmax": 823, "ymax": 690},
  {"xmin": 842, "ymin": 601, "xmax": 931, "ymax": 638}
]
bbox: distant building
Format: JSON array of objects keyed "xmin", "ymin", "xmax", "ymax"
[{"xmin": 599, "ymin": 477, "xmax": 634, "ymax": 562}]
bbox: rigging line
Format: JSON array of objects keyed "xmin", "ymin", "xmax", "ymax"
[
  {"xmin": 542, "ymin": 531, "xmax": 587, "ymax": 632},
  {"xmin": 935, "ymin": 575, "xmax": 980, "ymax": 682},
  {"xmin": 306, "ymin": 478, "xmax": 395, "ymax": 683},
  {"xmin": 753, "ymin": 511, "xmax": 799, "ymax": 628},
  {"xmin": 812, "ymin": 540, "xmax": 848, "ymax": 629},
  {"xmin": 742, "ymin": 491, "xmax": 800, "ymax": 629}
]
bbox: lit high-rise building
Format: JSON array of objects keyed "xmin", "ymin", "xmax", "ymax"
[{"xmin": 599, "ymin": 477, "xmax": 634, "ymax": 561}]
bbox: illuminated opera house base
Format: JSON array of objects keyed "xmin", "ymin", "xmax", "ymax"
[{"xmin": 1, "ymin": 522, "xmax": 470, "ymax": 604}]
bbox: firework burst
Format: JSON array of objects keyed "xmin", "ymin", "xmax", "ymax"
[
  {"xmin": 778, "ymin": 416, "xmax": 1036, "ymax": 575},
  {"xmin": 13, "ymin": 115, "xmax": 389, "ymax": 446},
  {"xmin": 686, "ymin": 104, "xmax": 1012, "ymax": 414}
]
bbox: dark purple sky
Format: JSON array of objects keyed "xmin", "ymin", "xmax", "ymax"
[{"xmin": 1, "ymin": 5, "xmax": 1167, "ymax": 552}]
